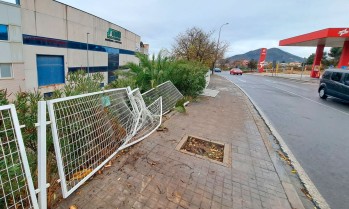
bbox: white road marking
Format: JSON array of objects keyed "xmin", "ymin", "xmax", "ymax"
[
  {"xmin": 268, "ymin": 84, "xmax": 349, "ymax": 117},
  {"xmin": 237, "ymin": 78, "xmax": 246, "ymax": 83}
]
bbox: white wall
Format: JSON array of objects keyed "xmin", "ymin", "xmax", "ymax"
[
  {"xmin": 0, "ymin": 1, "xmax": 25, "ymax": 99},
  {"xmin": 19, "ymin": 0, "xmax": 140, "ymax": 92}
]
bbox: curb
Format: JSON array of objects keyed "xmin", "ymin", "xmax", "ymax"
[{"xmin": 219, "ymin": 75, "xmax": 330, "ymax": 209}]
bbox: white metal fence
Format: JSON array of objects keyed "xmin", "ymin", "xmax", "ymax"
[
  {"xmin": 1, "ymin": 80, "xmax": 183, "ymax": 208},
  {"xmin": 0, "ymin": 105, "xmax": 39, "ymax": 209},
  {"xmin": 142, "ymin": 81, "xmax": 183, "ymax": 114},
  {"xmin": 47, "ymin": 88, "xmax": 138, "ymax": 197},
  {"xmin": 122, "ymin": 88, "xmax": 162, "ymax": 150}
]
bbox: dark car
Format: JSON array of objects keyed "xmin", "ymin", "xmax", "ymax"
[
  {"xmin": 214, "ymin": 68, "xmax": 221, "ymax": 72},
  {"xmin": 230, "ymin": 68, "xmax": 243, "ymax": 75},
  {"xmin": 318, "ymin": 68, "xmax": 349, "ymax": 101}
]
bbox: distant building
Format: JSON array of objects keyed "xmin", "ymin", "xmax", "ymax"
[
  {"xmin": 289, "ymin": 62, "xmax": 302, "ymax": 67},
  {"xmin": 0, "ymin": 0, "xmax": 145, "ymax": 98}
]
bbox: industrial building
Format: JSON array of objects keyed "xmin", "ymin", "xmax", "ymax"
[{"xmin": 0, "ymin": 0, "xmax": 145, "ymax": 97}]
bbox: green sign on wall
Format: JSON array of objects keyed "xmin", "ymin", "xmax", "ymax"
[{"xmin": 107, "ymin": 28, "xmax": 121, "ymax": 42}]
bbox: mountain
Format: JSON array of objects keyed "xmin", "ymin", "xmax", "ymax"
[{"xmin": 227, "ymin": 48, "xmax": 304, "ymax": 63}]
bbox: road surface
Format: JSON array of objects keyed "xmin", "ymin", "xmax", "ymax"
[{"xmin": 220, "ymin": 72, "xmax": 349, "ymax": 209}]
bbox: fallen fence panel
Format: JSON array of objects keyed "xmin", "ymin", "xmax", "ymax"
[
  {"xmin": 142, "ymin": 81, "xmax": 183, "ymax": 114},
  {"xmin": 0, "ymin": 104, "xmax": 39, "ymax": 209},
  {"xmin": 47, "ymin": 88, "xmax": 137, "ymax": 198}
]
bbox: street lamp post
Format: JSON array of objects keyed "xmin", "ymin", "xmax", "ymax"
[
  {"xmin": 86, "ymin": 32, "xmax": 90, "ymax": 76},
  {"xmin": 212, "ymin": 23, "xmax": 229, "ymax": 75}
]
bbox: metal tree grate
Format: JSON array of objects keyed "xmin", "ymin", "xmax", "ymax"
[
  {"xmin": 142, "ymin": 81, "xmax": 183, "ymax": 114},
  {"xmin": 0, "ymin": 105, "xmax": 38, "ymax": 209},
  {"xmin": 47, "ymin": 88, "xmax": 137, "ymax": 198}
]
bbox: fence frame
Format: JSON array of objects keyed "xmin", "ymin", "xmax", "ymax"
[
  {"xmin": 0, "ymin": 104, "xmax": 39, "ymax": 209},
  {"xmin": 141, "ymin": 81, "xmax": 183, "ymax": 115}
]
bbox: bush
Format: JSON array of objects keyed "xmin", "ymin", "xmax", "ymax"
[
  {"xmin": 167, "ymin": 60, "xmax": 207, "ymax": 97},
  {"xmin": 109, "ymin": 52, "xmax": 207, "ymax": 98}
]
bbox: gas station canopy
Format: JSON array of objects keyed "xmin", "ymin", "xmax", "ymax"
[
  {"xmin": 279, "ymin": 28, "xmax": 349, "ymax": 78},
  {"xmin": 279, "ymin": 28, "xmax": 349, "ymax": 47}
]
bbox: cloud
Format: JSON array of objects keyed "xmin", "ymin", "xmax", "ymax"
[{"xmin": 3, "ymin": 0, "xmax": 349, "ymax": 59}]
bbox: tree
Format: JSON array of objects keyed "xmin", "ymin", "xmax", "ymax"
[
  {"xmin": 247, "ymin": 59, "xmax": 257, "ymax": 70},
  {"xmin": 306, "ymin": 53, "xmax": 315, "ymax": 65},
  {"xmin": 172, "ymin": 27, "xmax": 228, "ymax": 68},
  {"xmin": 327, "ymin": 47, "xmax": 342, "ymax": 66}
]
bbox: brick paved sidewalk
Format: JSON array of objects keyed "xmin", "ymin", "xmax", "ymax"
[{"xmin": 55, "ymin": 75, "xmax": 307, "ymax": 209}]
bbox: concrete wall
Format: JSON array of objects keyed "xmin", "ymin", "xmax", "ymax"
[
  {"xmin": 0, "ymin": 1, "xmax": 25, "ymax": 99},
  {"xmin": 20, "ymin": 0, "xmax": 140, "ymax": 93}
]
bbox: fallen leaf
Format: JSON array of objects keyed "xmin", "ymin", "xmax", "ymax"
[
  {"xmin": 71, "ymin": 169, "xmax": 93, "ymax": 180},
  {"xmin": 69, "ymin": 205, "xmax": 78, "ymax": 209}
]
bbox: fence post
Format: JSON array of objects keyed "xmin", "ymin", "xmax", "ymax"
[{"xmin": 37, "ymin": 101, "xmax": 47, "ymax": 209}]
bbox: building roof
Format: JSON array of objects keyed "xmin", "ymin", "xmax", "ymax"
[{"xmin": 279, "ymin": 28, "xmax": 349, "ymax": 47}]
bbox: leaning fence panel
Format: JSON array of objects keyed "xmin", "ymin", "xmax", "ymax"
[
  {"xmin": 47, "ymin": 88, "xmax": 137, "ymax": 198},
  {"xmin": 120, "ymin": 89, "xmax": 162, "ymax": 150},
  {"xmin": 0, "ymin": 105, "xmax": 39, "ymax": 209},
  {"xmin": 142, "ymin": 81, "xmax": 183, "ymax": 114}
]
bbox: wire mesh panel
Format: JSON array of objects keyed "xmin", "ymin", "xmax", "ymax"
[
  {"xmin": 47, "ymin": 89, "xmax": 137, "ymax": 198},
  {"xmin": 0, "ymin": 105, "xmax": 38, "ymax": 209},
  {"xmin": 142, "ymin": 81, "xmax": 183, "ymax": 114},
  {"xmin": 120, "ymin": 89, "xmax": 162, "ymax": 149}
]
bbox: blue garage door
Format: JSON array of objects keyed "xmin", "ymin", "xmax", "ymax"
[{"xmin": 37, "ymin": 55, "xmax": 65, "ymax": 86}]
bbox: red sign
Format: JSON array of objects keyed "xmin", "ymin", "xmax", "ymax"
[{"xmin": 258, "ymin": 48, "xmax": 267, "ymax": 73}]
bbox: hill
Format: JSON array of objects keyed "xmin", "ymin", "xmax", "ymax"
[{"xmin": 227, "ymin": 48, "xmax": 304, "ymax": 63}]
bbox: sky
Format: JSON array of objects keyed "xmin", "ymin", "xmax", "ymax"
[{"xmin": 4, "ymin": 0, "xmax": 349, "ymax": 58}]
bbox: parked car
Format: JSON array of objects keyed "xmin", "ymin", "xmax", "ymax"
[
  {"xmin": 214, "ymin": 68, "xmax": 221, "ymax": 72},
  {"xmin": 318, "ymin": 68, "xmax": 349, "ymax": 101},
  {"xmin": 230, "ymin": 68, "xmax": 243, "ymax": 75}
]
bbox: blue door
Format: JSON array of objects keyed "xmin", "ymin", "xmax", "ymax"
[{"xmin": 37, "ymin": 55, "xmax": 65, "ymax": 86}]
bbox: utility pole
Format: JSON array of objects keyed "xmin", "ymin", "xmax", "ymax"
[
  {"xmin": 212, "ymin": 22, "xmax": 229, "ymax": 75},
  {"xmin": 87, "ymin": 32, "xmax": 90, "ymax": 76}
]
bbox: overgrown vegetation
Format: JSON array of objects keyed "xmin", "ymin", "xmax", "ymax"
[{"xmin": 110, "ymin": 52, "xmax": 208, "ymax": 97}]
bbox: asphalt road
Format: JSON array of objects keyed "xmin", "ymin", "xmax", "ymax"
[{"xmin": 219, "ymin": 72, "xmax": 349, "ymax": 209}]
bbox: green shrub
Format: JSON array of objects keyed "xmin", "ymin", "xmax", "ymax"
[
  {"xmin": 109, "ymin": 52, "xmax": 207, "ymax": 98},
  {"xmin": 107, "ymin": 70, "xmax": 137, "ymax": 89},
  {"xmin": 167, "ymin": 60, "xmax": 207, "ymax": 97}
]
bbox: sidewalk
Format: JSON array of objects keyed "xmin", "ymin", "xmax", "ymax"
[
  {"xmin": 54, "ymin": 75, "xmax": 310, "ymax": 209},
  {"xmin": 252, "ymin": 72, "xmax": 320, "ymax": 84}
]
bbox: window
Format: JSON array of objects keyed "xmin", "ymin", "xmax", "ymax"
[
  {"xmin": 343, "ymin": 74, "xmax": 349, "ymax": 86},
  {"xmin": 331, "ymin": 72, "xmax": 343, "ymax": 82},
  {"xmin": 37, "ymin": 55, "xmax": 65, "ymax": 86},
  {"xmin": 322, "ymin": 71, "xmax": 332, "ymax": 79},
  {"xmin": 0, "ymin": 25, "xmax": 8, "ymax": 41},
  {"xmin": 0, "ymin": 64, "xmax": 12, "ymax": 78}
]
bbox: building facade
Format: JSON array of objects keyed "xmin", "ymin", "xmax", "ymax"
[
  {"xmin": 0, "ymin": 1, "xmax": 25, "ymax": 96},
  {"xmin": 0, "ymin": 0, "xmax": 142, "ymax": 97}
]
